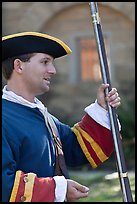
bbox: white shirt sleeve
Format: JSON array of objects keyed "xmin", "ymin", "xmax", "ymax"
[
  {"xmin": 53, "ymin": 176, "xmax": 67, "ymax": 202},
  {"xmin": 84, "ymin": 100, "xmax": 121, "ymax": 131}
]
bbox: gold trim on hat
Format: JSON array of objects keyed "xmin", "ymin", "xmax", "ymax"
[{"xmin": 2, "ymin": 32, "xmax": 72, "ymax": 55}]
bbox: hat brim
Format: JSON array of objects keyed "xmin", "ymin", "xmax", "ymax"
[{"xmin": 2, "ymin": 32, "xmax": 72, "ymax": 61}]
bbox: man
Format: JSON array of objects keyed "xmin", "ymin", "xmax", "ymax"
[{"xmin": 2, "ymin": 32, "xmax": 121, "ymax": 202}]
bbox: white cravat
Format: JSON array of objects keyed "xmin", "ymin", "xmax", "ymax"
[{"xmin": 2, "ymin": 85, "xmax": 47, "ymax": 112}]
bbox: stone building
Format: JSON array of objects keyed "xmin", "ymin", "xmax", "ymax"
[{"xmin": 2, "ymin": 2, "xmax": 135, "ymax": 124}]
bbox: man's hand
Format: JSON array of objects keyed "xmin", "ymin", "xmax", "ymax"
[
  {"xmin": 66, "ymin": 179, "xmax": 89, "ymax": 202},
  {"xmin": 97, "ymin": 83, "xmax": 121, "ymax": 110}
]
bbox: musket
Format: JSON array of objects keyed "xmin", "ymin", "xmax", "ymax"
[{"xmin": 89, "ymin": 2, "xmax": 133, "ymax": 202}]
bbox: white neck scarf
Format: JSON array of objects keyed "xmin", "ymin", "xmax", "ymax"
[
  {"xmin": 2, "ymin": 85, "xmax": 58, "ymax": 140},
  {"xmin": 2, "ymin": 85, "xmax": 47, "ymax": 115}
]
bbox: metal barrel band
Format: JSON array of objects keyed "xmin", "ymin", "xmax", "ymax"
[
  {"xmin": 120, "ymin": 172, "xmax": 128, "ymax": 178},
  {"xmin": 91, "ymin": 13, "xmax": 100, "ymax": 24}
]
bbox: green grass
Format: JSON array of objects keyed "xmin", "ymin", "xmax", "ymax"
[{"xmin": 69, "ymin": 171, "xmax": 135, "ymax": 202}]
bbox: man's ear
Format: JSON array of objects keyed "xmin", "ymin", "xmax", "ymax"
[{"xmin": 14, "ymin": 59, "xmax": 23, "ymax": 74}]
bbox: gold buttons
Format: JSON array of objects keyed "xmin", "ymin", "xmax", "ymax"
[
  {"xmin": 20, "ymin": 196, "xmax": 26, "ymax": 202},
  {"xmin": 23, "ymin": 176, "xmax": 28, "ymax": 183}
]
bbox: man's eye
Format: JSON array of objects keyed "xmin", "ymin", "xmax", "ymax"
[{"xmin": 42, "ymin": 60, "xmax": 48, "ymax": 64}]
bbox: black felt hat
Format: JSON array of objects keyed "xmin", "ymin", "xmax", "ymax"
[{"xmin": 2, "ymin": 31, "xmax": 72, "ymax": 61}]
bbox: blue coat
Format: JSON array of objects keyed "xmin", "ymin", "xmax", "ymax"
[{"xmin": 2, "ymin": 99, "xmax": 88, "ymax": 201}]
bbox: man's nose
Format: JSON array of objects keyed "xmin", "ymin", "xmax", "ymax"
[{"xmin": 47, "ymin": 65, "xmax": 56, "ymax": 75}]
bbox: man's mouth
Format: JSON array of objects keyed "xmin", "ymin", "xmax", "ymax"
[{"xmin": 44, "ymin": 78, "xmax": 51, "ymax": 84}]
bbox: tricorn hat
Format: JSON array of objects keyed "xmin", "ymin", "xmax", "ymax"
[{"xmin": 2, "ymin": 31, "xmax": 72, "ymax": 61}]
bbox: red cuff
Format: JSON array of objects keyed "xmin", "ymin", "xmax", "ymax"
[
  {"xmin": 72, "ymin": 114, "xmax": 114, "ymax": 168},
  {"xmin": 10, "ymin": 171, "xmax": 55, "ymax": 202}
]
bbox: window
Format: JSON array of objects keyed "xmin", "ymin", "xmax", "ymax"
[{"xmin": 79, "ymin": 37, "xmax": 110, "ymax": 81}]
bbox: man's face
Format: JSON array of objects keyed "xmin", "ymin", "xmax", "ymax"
[{"xmin": 21, "ymin": 53, "xmax": 56, "ymax": 95}]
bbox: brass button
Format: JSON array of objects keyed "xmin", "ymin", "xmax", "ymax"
[
  {"xmin": 20, "ymin": 196, "xmax": 26, "ymax": 202},
  {"xmin": 23, "ymin": 176, "xmax": 28, "ymax": 183}
]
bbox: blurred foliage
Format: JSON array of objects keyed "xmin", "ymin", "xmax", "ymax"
[
  {"xmin": 69, "ymin": 171, "xmax": 135, "ymax": 202},
  {"xmin": 117, "ymin": 98, "xmax": 135, "ymax": 140},
  {"xmin": 117, "ymin": 97, "xmax": 135, "ymax": 161}
]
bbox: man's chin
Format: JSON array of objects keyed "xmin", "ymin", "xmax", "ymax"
[{"xmin": 42, "ymin": 86, "xmax": 50, "ymax": 93}]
